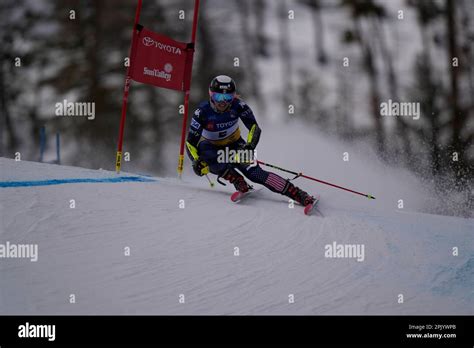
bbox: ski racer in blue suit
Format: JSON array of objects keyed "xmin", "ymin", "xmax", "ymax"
[{"xmin": 186, "ymin": 75, "xmax": 315, "ymax": 207}]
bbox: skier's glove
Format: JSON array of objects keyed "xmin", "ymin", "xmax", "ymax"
[
  {"xmin": 240, "ymin": 142, "xmax": 255, "ymax": 151},
  {"xmin": 235, "ymin": 142, "xmax": 256, "ymax": 165},
  {"xmin": 192, "ymin": 159, "xmax": 209, "ymax": 177}
]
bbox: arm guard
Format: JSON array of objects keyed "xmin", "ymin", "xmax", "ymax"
[
  {"xmin": 186, "ymin": 141, "xmax": 199, "ymax": 161},
  {"xmin": 246, "ymin": 124, "xmax": 261, "ymax": 150}
]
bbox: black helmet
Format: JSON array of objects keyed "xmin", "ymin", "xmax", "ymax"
[
  {"xmin": 209, "ymin": 75, "xmax": 236, "ymax": 95},
  {"xmin": 209, "ymin": 75, "xmax": 236, "ymax": 111}
]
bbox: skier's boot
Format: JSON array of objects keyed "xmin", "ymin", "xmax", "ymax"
[
  {"xmin": 283, "ymin": 181, "xmax": 315, "ymax": 206},
  {"xmin": 222, "ymin": 168, "xmax": 250, "ymax": 193}
]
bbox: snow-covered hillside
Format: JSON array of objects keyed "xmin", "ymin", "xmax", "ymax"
[{"xmin": 1, "ymin": 146, "xmax": 473, "ymax": 314}]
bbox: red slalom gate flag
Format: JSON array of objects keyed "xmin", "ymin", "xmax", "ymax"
[
  {"xmin": 129, "ymin": 25, "xmax": 194, "ymax": 91},
  {"xmin": 115, "ymin": 0, "xmax": 200, "ymax": 175}
]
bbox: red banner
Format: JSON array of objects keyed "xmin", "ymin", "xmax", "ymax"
[{"xmin": 129, "ymin": 26, "xmax": 194, "ymax": 91}]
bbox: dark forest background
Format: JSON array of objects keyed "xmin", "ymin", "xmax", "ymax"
[{"xmin": 0, "ymin": 0, "xmax": 472, "ymax": 213}]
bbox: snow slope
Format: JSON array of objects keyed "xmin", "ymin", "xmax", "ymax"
[{"xmin": 1, "ymin": 144, "xmax": 473, "ymax": 314}]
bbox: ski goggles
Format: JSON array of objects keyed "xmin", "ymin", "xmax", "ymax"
[{"xmin": 210, "ymin": 92, "xmax": 235, "ymax": 103}]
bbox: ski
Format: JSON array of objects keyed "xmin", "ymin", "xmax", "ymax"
[
  {"xmin": 303, "ymin": 195, "xmax": 321, "ymax": 216},
  {"xmin": 230, "ymin": 188, "xmax": 261, "ymax": 203}
]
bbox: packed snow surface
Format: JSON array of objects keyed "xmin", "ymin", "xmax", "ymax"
[{"xmin": 1, "ymin": 124, "xmax": 473, "ymax": 314}]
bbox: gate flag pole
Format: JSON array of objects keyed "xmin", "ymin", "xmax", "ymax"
[
  {"xmin": 177, "ymin": 0, "xmax": 200, "ymax": 178},
  {"xmin": 115, "ymin": 0, "xmax": 143, "ymax": 173}
]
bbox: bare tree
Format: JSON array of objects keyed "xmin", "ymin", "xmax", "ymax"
[
  {"xmin": 278, "ymin": 0, "xmax": 295, "ymax": 112},
  {"xmin": 239, "ymin": 0, "xmax": 264, "ymax": 113},
  {"xmin": 254, "ymin": 0, "xmax": 270, "ymax": 58},
  {"xmin": 300, "ymin": 0, "xmax": 327, "ymax": 65},
  {"xmin": 341, "ymin": 0, "xmax": 387, "ymax": 156}
]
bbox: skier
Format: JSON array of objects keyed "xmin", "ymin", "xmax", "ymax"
[{"xmin": 186, "ymin": 75, "xmax": 315, "ymax": 208}]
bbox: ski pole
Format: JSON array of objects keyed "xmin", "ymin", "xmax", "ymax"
[
  {"xmin": 205, "ymin": 174, "xmax": 215, "ymax": 188},
  {"xmin": 256, "ymin": 160, "xmax": 376, "ymax": 200}
]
